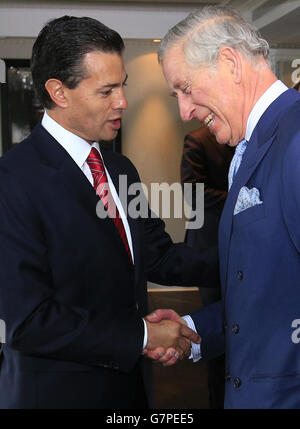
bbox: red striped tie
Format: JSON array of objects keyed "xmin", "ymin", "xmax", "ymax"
[{"xmin": 87, "ymin": 147, "xmax": 133, "ymax": 264}]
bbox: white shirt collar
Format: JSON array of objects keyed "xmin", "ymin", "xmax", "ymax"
[
  {"xmin": 41, "ymin": 111, "xmax": 101, "ymax": 166},
  {"xmin": 245, "ymin": 80, "xmax": 288, "ymax": 141}
]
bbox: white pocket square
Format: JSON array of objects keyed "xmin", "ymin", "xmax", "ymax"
[{"xmin": 234, "ymin": 186, "xmax": 263, "ymax": 215}]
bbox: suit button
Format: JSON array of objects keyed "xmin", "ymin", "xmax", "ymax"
[
  {"xmin": 225, "ymin": 373, "xmax": 231, "ymax": 382},
  {"xmin": 233, "ymin": 377, "xmax": 242, "ymax": 388},
  {"xmin": 223, "ymin": 322, "xmax": 228, "ymax": 331},
  {"xmin": 237, "ymin": 271, "xmax": 243, "ymax": 280},
  {"xmin": 232, "ymin": 324, "xmax": 239, "ymax": 334}
]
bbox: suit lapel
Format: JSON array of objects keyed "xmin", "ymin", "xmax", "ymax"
[
  {"xmin": 219, "ymin": 89, "xmax": 300, "ymax": 292},
  {"xmin": 31, "ymin": 123, "xmax": 99, "ymax": 211},
  {"xmin": 219, "ymin": 129, "xmax": 276, "ymax": 291}
]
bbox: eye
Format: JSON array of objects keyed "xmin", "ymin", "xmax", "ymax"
[
  {"xmin": 100, "ymin": 89, "xmax": 113, "ymax": 97},
  {"xmin": 182, "ymin": 84, "xmax": 191, "ymax": 95}
]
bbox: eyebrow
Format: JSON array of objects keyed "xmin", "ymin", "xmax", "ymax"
[
  {"xmin": 170, "ymin": 79, "xmax": 187, "ymax": 97},
  {"xmin": 100, "ymin": 74, "xmax": 128, "ymax": 89}
]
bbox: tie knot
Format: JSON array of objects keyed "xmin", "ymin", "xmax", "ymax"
[
  {"xmin": 86, "ymin": 147, "xmax": 104, "ymax": 172},
  {"xmin": 87, "ymin": 147, "xmax": 102, "ymax": 162}
]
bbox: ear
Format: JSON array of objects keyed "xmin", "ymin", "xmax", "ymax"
[
  {"xmin": 218, "ymin": 47, "xmax": 242, "ymax": 84},
  {"xmin": 44, "ymin": 79, "xmax": 68, "ymax": 108}
]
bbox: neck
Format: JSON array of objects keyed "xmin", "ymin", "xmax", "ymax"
[
  {"xmin": 45, "ymin": 108, "xmax": 93, "ymax": 145},
  {"xmin": 45, "ymin": 108, "xmax": 67, "ymax": 131},
  {"xmin": 241, "ymin": 58, "xmax": 277, "ymax": 139}
]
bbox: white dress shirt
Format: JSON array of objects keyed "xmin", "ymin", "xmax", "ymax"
[
  {"xmin": 41, "ymin": 111, "xmax": 148, "ymax": 349},
  {"xmin": 185, "ymin": 80, "xmax": 289, "ymax": 362}
]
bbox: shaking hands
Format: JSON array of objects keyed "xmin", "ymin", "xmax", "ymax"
[{"xmin": 143, "ymin": 309, "xmax": 201, "ymax": 366}]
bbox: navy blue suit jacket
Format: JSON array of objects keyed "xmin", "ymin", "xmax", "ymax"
[
  {"xmin": 190, "ymin": 89, "xmax": 300, "ymax": 408},
  {"xmin": 0, "ymin": 123, "xmax": 217, "ymax": 408}
]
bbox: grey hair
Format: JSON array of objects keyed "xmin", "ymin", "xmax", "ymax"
[{"xmin": 158, "ymin": 6, "xmax": 270, "ymax": 68}]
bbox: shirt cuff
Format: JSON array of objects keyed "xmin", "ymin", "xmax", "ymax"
[
  {"xmin": 182, "ymin": 315, "xmax": 202, "ymax": 362},
  {"xmin": 142, "ymin": 318, "xmax": 148, "ymax": 350}
]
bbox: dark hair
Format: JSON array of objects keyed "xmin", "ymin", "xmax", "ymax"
[{"xmin": 31, "ymin": 16, "xmax": 125, "ymax": 108}]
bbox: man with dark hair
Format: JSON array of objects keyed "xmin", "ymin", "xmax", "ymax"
[
  {"xmin": 0, "ymin": 16, "xmax": 217, "ymax": 409},
  {"xmin": 31, "ymin": 16, "xmax": 125, "ymax": 110}
]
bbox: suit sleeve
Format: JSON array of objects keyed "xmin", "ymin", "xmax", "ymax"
[
  {"xmin": 0, "ymin": 168, "xmax": 143, "ymax": 372},
  {"xmin": 189, "ymin": 301, "xmax": 225, "ymax": 360},
  {"xmin": 144, "ymin": 213, "xmax": 219, "ymax": 287}
]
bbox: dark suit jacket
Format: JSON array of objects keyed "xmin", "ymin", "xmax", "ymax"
[
  {"xmin": 0, "ymin": 123, "xmax": 217, "ymax": 409},
  {"xmin": 181, "ymin": 127, "xmax": 234, "ymax": 300},
  {"xmin": 190, "ymin": 89, "xmax": 300, "ymax": 408}
]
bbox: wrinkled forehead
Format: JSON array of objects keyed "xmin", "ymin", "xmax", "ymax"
[{"xmin": 162, "ymin": 43, "xmax": 190, "ymax": 88}]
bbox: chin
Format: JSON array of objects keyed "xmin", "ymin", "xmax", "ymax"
[
  {"xmin": 214, "ymin": 134, "xmax": 227, "ymax": 145},
  {"xmin": 214, "ymin": 129, "xmax": 232, "ymax": 145},
  {"xmin": 103, "ymin": 131, "xmax": 118, "ymax": 142}
]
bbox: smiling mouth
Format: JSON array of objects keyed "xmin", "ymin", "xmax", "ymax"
[{"xmin": 203, "ymin": 113, "xmax": 215, "ymax": 127}]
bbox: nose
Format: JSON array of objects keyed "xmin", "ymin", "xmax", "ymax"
[
  {"xmin": 113, "ymin": 88, "xmax": 128, "ymax": 110},
  {"xmin": 178, "ymin": 95, "xmax": 195, "ymax": 121}
]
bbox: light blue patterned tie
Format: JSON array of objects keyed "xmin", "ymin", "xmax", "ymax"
[{"xmin": 228, "ymin": 139, "xmax": 248, "ymax": 190}]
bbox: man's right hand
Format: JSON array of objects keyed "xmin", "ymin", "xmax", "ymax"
[{"xmin": 143, "ymin": 309, "xmax": 200, "ymax": 366}]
